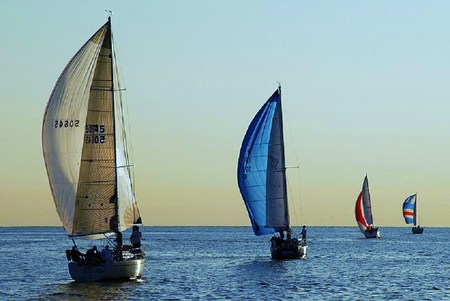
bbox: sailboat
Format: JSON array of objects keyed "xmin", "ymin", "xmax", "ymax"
[
  {"xmin": 403, "ymin": 194, "xmax": 424, "ymax": 234},
  {"xmin": 355, "ymin": 175, "xmax": 380, "ymax": 238},
  {"xmin": 237, "ymin": 85, "xmax": 307, "ymax": 260},
  {"xmin": 42, "ymin": 17, "xmax": 145, "ymax": 281}
]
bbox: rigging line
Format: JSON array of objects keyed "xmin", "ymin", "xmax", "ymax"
[
  {"xmin": 285, "ymin": 175, "xmax": 299, "ymax": 230},
  {"xmin": 122, "ymin": 72, "xmax": 135, "ymax": 187},
  {"xmin": 113, "ymin": 31, "xmax": 134, "ymax": 186},
  {"xmin": 283, "ymin": 99, "xmax": 304, "ymax": 224},
  {"xmin": 111, "ymin": 26, "xmax": 140, "ymax": 220}
]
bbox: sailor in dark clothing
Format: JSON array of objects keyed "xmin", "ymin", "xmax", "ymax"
[
  {"xmin": 301, "ymin": 225, "xmax": 307, "ymax": 242},
  {"xmin": 70, "ymin": 246, "xmax": 85, "ymax": 264},
  {"xmin": 130, "ymin": 226, "xmax": 142, "ymax": 248},
  {"xmin": 86, "ymin": 245, "xmax": 101, "ymax": 264}
]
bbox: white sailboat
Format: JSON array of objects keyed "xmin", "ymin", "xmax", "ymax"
[
  {"xmin": 237, "ymin": 85, "xmax": 307, "ymax": 259},
  {"xmin": 42, "ymin": 17, "xmax": 145, "ymax": 281}
]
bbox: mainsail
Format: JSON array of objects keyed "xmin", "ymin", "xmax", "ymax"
[
  {"xmin": 237, "ymin": 87, "xmax": 289, "ymax": 236},
  {"xmin": 354, "ymin": 175, "xmax": 374, "ymax": 233},
  {"xmin": 42, "ymin": 19, "xmax": 141, "ymax": 239},
  {"xmin": 402, "ymin": 194, "xmax": 417, "ymax": 226}
]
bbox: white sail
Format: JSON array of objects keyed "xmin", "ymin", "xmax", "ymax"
[
  {"xmin": 43, "ymin": 20, "xmax": 141, "ymax": 238},
  {"xmin": 114, "ymin": 88, "xmax": 141, "ymax": 231}
]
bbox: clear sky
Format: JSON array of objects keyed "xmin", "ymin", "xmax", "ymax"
[{"xmin": 1, "ymin": 1, "xmax": 449, "ymax": 227}]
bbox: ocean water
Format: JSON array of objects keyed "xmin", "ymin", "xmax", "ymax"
[{"xmin": 0, "ymin": 226, "xmax": 448, "ymax": 300}]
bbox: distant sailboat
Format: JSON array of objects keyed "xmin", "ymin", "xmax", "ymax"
[
  {"xmin": 403, "ymin": 194, "xmax": 424, "ymax": 234},
  {"xmin": 355, "ymin": 175, "xmax": 380, "ymax": 238},
  {"xmin": 237, "ymin": 85, "xmax": 307, "ymax": 259},
  {"xmin": 42, "ymin": 17, "xmax": 145, "ymax": 281}
]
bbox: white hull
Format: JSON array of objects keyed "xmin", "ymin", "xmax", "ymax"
[
  {"xmin": 299, "ymin": 244, "xmax": 308, "ymax": 259},
  {"xmin": 69, "ymin": 258, "xmax": 145, "ymax": 282}
]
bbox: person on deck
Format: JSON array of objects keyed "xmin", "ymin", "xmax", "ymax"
[
  {"xmin": 101, "ymin": 245, "xmax": 113, "ymax": 262},
  {"xmin": 70, "ymin": 246, "xmax": 85, "ymax": 264},
  {"xmin": 301, "ymin": 225, "xmax": 307, "ymax": 242},
  {"xmin": 86, "ymin": 245, "xmax": 101, "ymax": 264},
  {"xmin": 130, "ymin": 226, "xmax": 142, "ymax": 248}
]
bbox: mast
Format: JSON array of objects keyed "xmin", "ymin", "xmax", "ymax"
[
  {"xmin": 108, "ymin": 16, "xmax": 120, "ymax": 243},
  {"xmin": 278, "ymin": 84, "xmax": 290, "ymax": 230},
  {"xmin": 414, "ymin": 193, "xmax": 418, "ymax": 226}
]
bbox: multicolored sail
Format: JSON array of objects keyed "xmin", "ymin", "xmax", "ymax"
[
  {"xmin": 237, "ymin": 87, "xmax": 290, "ymax": 236},
  {"xmin": 402, "ymin": 194, "xmax": 417, "ymax": 225},
  {"xmin": 354, "ymin": 175, "xmax": 375, "ymax": 233}
]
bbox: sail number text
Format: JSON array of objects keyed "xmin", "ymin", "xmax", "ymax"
[
  {"xmin": 54, "ymin": 119, "xmax": 80, "ymax": 128},
  {"xmin": 85, "ymin": 124, "xmax": 106, "ymax": 144}
]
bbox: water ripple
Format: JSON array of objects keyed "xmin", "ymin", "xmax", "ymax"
[{"xmin": 0, "ymin": 226, "xmax": 448, "ymax": 300}]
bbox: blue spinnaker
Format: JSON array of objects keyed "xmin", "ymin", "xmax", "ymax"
[{"xmin": 237, "ymin": 88, "xmax": 289, "ymax": 236}]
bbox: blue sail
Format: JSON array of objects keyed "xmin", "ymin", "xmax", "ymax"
[
  {"xmin": 402, "ymin": 194, "xmax": 416, "ymax": 225},
  {"xmin": 237, "ymin": 88, "xmax": 289, "ymax": 236}
]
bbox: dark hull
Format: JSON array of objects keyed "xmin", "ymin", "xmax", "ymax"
[
  {"xmin": 270, "ymin": 238, "xmax": 307, "ymax": 260},
  {"xmin": 412, "ymin": 227, "xmax": 424, "ymax": 234},
  {"xmin": 364, "ymin": 228, "xmax": 380, "ymax": 239}
]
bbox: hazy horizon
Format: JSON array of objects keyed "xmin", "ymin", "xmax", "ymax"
[{"xmin": 1, "ymin": 1, "xmax": 450, "ymax": 228}]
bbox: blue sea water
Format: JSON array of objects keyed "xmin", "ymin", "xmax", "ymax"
[{"xmin": 0, "ymin": 226, "xmax": 448, "ymax": 300}]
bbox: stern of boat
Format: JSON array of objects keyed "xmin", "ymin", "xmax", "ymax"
[
  {"xmin": 270, "ymin": 237, "xmax": 307, "ymax": 260},
  {"xmin": 412, "ymin": 227, "xmax": 424, "ymax": 234},
  {"xmin": 364, "ymin": 228, "xmax": 380, "ymax": 239}
]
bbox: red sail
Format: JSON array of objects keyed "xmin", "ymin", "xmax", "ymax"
[{"xmin": 355, "ymin": 192, "xmax": 368, "ymax": 233}]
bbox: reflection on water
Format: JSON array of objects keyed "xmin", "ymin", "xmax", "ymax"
[{"xmin": 41, "ymin": 281, "xmax": 143, "ymax": 301}]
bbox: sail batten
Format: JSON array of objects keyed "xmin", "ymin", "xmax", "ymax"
[{"xmin": 238, "ymin": 88, "xmax": 290, "ymax": 236}]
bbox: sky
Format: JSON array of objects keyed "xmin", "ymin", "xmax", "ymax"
[{"xmin": 1, "ymin": 1, "xmax": 450, "ymax": 227}]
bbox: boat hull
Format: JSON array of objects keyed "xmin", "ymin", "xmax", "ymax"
[
  {"xmin": 412, "ymin": 227, "xmax": 424, "ymax": 234},
  {"xmin": 68, "ymin": 258, "xmax": 145, "ymax": 282},
  {"xmin": 364, "ymin": 228, "xmax": 380, "ymax": 239},
  {"xmin": 270, "ymin": 238, "xmax": 307, "ymax": 260}
]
